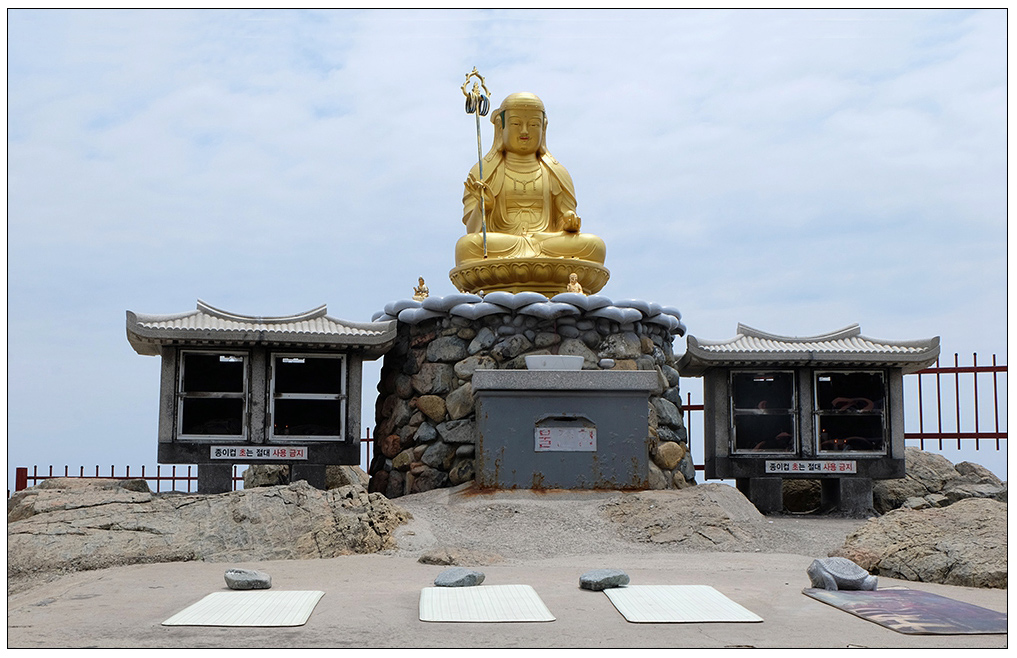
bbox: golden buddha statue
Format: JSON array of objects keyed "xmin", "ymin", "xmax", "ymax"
[
  {"xmin": 566, "ymin": 272, "xmax": 584, "ymax": 294},
  {"xmin": 449, "ymin": 92, "xmax": 609, "ymax": 296},
  {"xmin": 412, "ymin": 277, "xmax": 429, "ymax": 301}
]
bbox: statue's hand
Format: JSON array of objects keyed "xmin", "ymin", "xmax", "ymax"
[
  {"xmin": 562, "ymin": 210, "xmax": 581, "ymax": 232},
  {"xmin": 465, "ymin": 173, "xmax": 494, "ymax": 207}
]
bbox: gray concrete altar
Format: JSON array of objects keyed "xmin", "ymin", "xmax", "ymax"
[{"xmin": 472, "ymin": 369, "xmax": 658, "ymax": 490}]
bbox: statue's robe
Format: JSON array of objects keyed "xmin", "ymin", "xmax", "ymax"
[{"xmin": 455, "ymin": 151, "xmax": 606, "ymax": 264}]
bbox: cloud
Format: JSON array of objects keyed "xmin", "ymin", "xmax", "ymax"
[{"xmin": 6, "ymin": 9, "xmax": 1007, "ymax": 480}]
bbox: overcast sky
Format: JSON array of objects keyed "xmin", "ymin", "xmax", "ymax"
[{"xmin": 7, "ymin": 9, "xmax": 1009, "ymax": 485}]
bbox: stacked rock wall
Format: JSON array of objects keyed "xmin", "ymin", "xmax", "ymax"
[{"xmin": 367, "ymin": 292, "xmax": 693, "ymax": 498}]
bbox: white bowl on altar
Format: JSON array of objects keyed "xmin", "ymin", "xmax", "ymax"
[{"xmin": 525, "ymin": 355, "xmax": 584, "ymax": 370}]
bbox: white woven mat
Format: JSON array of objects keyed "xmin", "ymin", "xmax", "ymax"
[
  {"xmin": 162, "ymin": 590, "xmax": 325, "ymax": 627},
  {"xmin": 604, "ymin": 585, "xmax": 763, "ymax": 623},
  {"xmin": 419, "ymin": 584, "xmax": 555, "ymax": 622}
]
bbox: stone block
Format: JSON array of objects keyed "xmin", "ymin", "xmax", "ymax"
[
  {"xmin": 427, "ymin": 336, "xmax": 469, "ymax": 363},
  {"xmin": 413, "ymin": 422, "xmax": 437, "ymax": 444},
  {"xmin": 434, "ymin": 567, "xmax": 485, "ymax": 587},
  {"xmin": 672, "ymin": 470, "xmax": 694, "ymax": 489},
  {"xmin": 599, "ymin": 331, "xmax": 642, "ymax": 359},
  {"xmin": 410, "ymin": 466, "xmax": 450, "ymax": 494},
  {"xmin": 490, "ymin": 334, "xmax": 534, "ymax": 362},
  {"xmin": 422, "ymin": 441, "xmax": 456, "ymax": 470},
  {"xmin": 445, "ymin": 383, "xmax": 475, "ymax": 421},
  {"xmin": 224, "ymin": 568, "xmax": 272, "ymax": 590},
  {"xmin": 678, "ymin": 453, "xmax": 696, "ymax": 483},
  {"xmin": 534, "ymin": 332, "xmax": 560, "ymax": 348},
  {"xmin": 648, "ymin": 461, "xmax": 668, "ymax": 489},
  {"xmin": 557, "ymin": 338, "xmax": 599, "ymax": 368},
  {"xmin": 449, "ymin": 458, "xmax": 475, "ymax": 486},
  {"xmin": 656, "ymin": 426, "xmax": 678, "ymax": 443},
  {"xmin": 581, "ymin": 330, "xmax": 601, "ymax": 348},
  {"xmin": 411, "ymin": 363, "xmax": 455, "ymax": 395},
  {"xmin": 662, "ymin": 386, "xmax": 683, "ymax": 410},
  {"xmin": 652, "ymin": 397, "xmax": 682, "ymax": 429},
  {"xmin": 385, "ymin": 469, "xmax": 405, "ymax": 499},
  {"xmin": 558, "ymin": 325, "xmax": 580, "ymax": 338},
  {"xmin": 468, "ymin": 327, "xmax": 496, "ymax": 354},
  {"xmin": 379, "ymin": 434, "xmax": 402, "ymax": 459},
  {"xmin": 454, "ymin": 354, "xmax": 496, "ymax": 380},
  {"xmin": 579, "ymin": 568, "xmax": 630, "ymax": 591},
  {"xmin": 415, "ymin": 395, "xmax": 447, "ymax": 423},
  {"xmin": 392, "ymin": 448, "xmax": 415, "ymax": 471},
  {"xmin": 652, "ymin": 440, "xmax": 684, "ymax": 471},
  {"xmin": 437, "ymin": 419, "xmax": 476, "ymax": 444},
  {"xmin": 395, "ymin": 374, "xmax": 414, "ymax": 399}
]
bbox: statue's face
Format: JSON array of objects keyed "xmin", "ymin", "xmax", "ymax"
[{"xmin": 504, "ymin": 109, "xmax": 544, "ymax": 155}]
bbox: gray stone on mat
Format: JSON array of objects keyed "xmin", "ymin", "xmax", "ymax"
[
  {"xmin": 224, "ymin": 568, "xmax": 272, "ymax": 590},
  {"xmin": 807, "ymin": 557, "xmax": 877, "ymax": 591},
  {"xmin": 580, "ymin": 568, "xmax": 630, "ymax": 591},
  {"xmin": 434, "ymin": 567, "xmax": 486, "ymax": 587}
]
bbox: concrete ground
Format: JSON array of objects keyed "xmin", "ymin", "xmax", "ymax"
[{"xmin": 7, "ymin": 552, "xmax": 1007, "ymax": 648}]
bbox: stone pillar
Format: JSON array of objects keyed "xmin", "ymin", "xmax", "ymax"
[
  {"xmin": 737, "ymin": 477, "xmax": 783, "ymax": 514},
  {"xmin": 821, "ymin": 478, "xmax": 874, "ymax": 517},
  {"xmin": 290, "ymin": 463, "xmax": 327, "ymax": 490},
  {"xmin": 197, "ymin": 464, "xmax": 233, "ymax": 494}
]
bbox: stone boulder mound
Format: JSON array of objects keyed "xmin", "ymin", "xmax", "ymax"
[
  {"xmin": 7, "ymin": 478, "xmax": 410, "ymax": 583},
  {"xmin": 601, "ymin": 483, "xmax": 767, "ymax": 549},
  {"xmin": 872, "ymin": 447, "xmax": 1006, "ymax": 513},
  {"xmin": 831, "ymin": 497, "xmax": 1006, "ymax": 589}
]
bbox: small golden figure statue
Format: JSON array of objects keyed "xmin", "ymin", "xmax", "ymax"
[
  {"xmin": 450, "ymin": 91, "xmax": 609, "ymax": 297},
  {"xmin": 566, "ymin": 272, "xmax": 584, "ymax": 294},
  {"xmin": 412, "ymin": 277, "xmax": 429, "ymax": 301}
]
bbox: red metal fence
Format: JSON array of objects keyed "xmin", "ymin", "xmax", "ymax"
[
  {"xmin": 679, "ymin": 352, "xmax": 1006, "ymax": 462},
  {"xmin": 13, "ymin": 464, "xmax": 245, "ymax": 494},
  {"xmin": 904, "ymin": 353, "xmax": 1007, "ymax": 450},
  {"xmin": 11, "ymin": 353, "xmax": 1005, "ymax": 493}
]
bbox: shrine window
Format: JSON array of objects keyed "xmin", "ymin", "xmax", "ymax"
[
  {"xmin": 730, "ymin": 371, "xmax": 797, "ymax": 454},
  {"xmin": 270, "ymin": 354, "xmax": 346, "ymax": 440},
  {"xmin": 177, "ymin": 351, "xmax": 248, "ymax": 438},
  {"xmin": 814, "ymin": 371, "xmax": 887, "ymax": 454}
]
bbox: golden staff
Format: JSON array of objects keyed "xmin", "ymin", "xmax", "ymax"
[{"xmin": 461, "ymin": 67, "xmax": 491, "ymax": 258}]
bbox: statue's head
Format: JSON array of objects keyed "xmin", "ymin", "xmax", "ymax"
[{"xmin": 490, "ymin": 92, "xmax": 548, "ymax": 156}]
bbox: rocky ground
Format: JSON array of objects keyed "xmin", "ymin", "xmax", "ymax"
[
  {"xmin": 7, "ymin": 478, "xmax": 408, "ymax": 595},
  {"xmin": 8, "ymin": 449, "xmax": 1008, "ymax": 599},
  {"xmin": 7, "ymin": 480, "xmax": 1008, "ymax": 649},
  {"xmin": 390, "ymin": 483, "xmax": 869, "ymax": 563}
]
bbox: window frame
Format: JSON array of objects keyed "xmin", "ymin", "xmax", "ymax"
[
  {"xmin": 813, "ymin": 369, "xmax": 889, "ymax": 456},
  {"xmin": 729, "ymin": 369, "xmax": 798, "ymax": 455},
  {"xmin": 176, "ymin": 349, "xmax": 250, "ymax": 441},
  {"xmin": 268, "ymin": 352, "xmax": 347, "ymax": 442}
]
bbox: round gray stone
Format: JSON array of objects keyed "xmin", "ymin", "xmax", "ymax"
[{"xmin": 426, "ymin": 336, "xmax": 469, "ymax": 363}]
